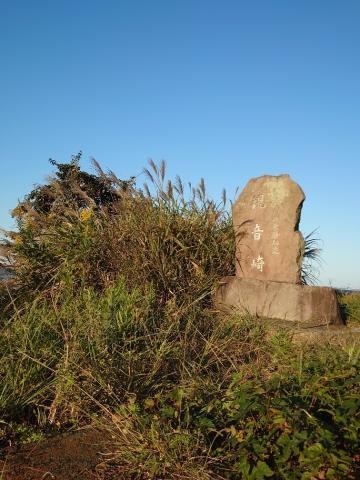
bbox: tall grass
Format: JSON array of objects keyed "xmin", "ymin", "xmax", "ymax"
[
  {"xmin": 1, "ymin": 159, "xmax": 234, "ymax": 311},
  {"xmin": 0, "ymin": 159, "xmax": 359, "ymax": 478},
  {"xmin": 340, "ymin": 292, "xmax": 360, "ymax": 325},
  {"xmin": 2, "ymin": 279, "xmax": 358, "ymax": 478}
]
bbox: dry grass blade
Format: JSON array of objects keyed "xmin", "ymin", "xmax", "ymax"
[
  {"xmin": 160, "ymin": 159, "xmax": 166, "ymax": 182},
  {"xmin": 221, "ymin": 188, "xmax": 227, "ymax": 207},
  {"xmin": 148, "ymin": 158, "xmax": 158, "ymax": 176},
  {"xmin": 91, "ymin": 158, "xmax": 107, "ymax": 180},
  {"xmin": 144, "ymin": 167, "xmax": 154, "ymax": 183},
  {"xmin": 175, "ymin": 175, "xmax": 184, "ymax": 196}
]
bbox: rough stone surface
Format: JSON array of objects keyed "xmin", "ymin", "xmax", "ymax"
[
  {"xmin": 233, "ymin": 174, "xmax": 305, "ymax": 283},
  {"xmin": 216, "ymin": 277, "xmax": 343, "ymax": 327}
]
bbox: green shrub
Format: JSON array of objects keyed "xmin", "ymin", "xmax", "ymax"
[
  {"xmin": 101, "ymin": 338, "xmax": 359, "ymax": 479},
  {"xmin": 2, "ymin": 158, "xmax": 234, "ymax": 312},
  {"xmin": 206, "ymin": 349, "xmax": 360, "ymax": 479},
  {"xmin": 339, "ymin": 292, "xmax": 360, "ymax": 325}
]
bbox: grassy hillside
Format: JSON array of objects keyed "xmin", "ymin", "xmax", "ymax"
[{"xmin": 0, "ymin": 158, "xmax": 359, "ymax": 479}]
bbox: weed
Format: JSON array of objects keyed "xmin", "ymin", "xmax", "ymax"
[
  {"xmin": 0, "ymin": 157, "xmax": 358, "ymax": 478},
  {"xmin": 339, "ymin": 292, "xmax": 360, "ymax": 325}
]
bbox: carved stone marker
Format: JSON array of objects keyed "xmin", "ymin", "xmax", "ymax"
[
  {"xmin": 216, "ymin": 174, "xmax": 343, "ymax": 327},
  {"xmin": 233, "ymin": 175, "xmax": 305, "ymax": 283}
]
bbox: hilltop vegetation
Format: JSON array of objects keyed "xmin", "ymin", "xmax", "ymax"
[{"xmin": 0, "ymin": 156, "xmax": 359, "ymax": 479}]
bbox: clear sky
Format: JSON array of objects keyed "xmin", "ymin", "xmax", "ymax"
[{"xmin": 0, "ymin": 0, "xmax": 359, "ymax": 289}]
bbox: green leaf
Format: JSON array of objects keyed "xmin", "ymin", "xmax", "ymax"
[
  {"xmin": 197, "ymin": 416, "xmax": 215, "ymax": 429},
  {"xmin": 251, "ymin": 460, "xmax": 274, "ymax": 479}
]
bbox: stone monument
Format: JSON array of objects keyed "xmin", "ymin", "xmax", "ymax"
[
  {"xmin": 233, "ymin": 175, "xmax": 305, "ymax": 283},
  {"xmin": 216, "ymin": 174, "xmax": 343, "ymax": 326}
]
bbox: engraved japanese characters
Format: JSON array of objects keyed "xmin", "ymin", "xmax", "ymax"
[{"xmin": 232, "ymin": 174, "xmax": 305, "ymax": 284}]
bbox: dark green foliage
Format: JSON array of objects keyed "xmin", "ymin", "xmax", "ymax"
[
  {"xmin": 205, "ymin": 354, "xmax": 360, "ymax": 479},
  {"xmin": 96, "ymin": 335, "xmax": 360, "ymax": 479},
  {"xmin": 26, "ymin": 152, "xmax": 134, "ymax": 214}
]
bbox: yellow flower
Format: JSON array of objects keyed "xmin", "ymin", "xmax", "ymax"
[
  {"xmin": 25, "ymin": 216, "xmax": 34, "ymax": 229},
  {"xmin": 15, "ymin": 234, "xmax": 22, "ymax": 245},
  {"xmin": 79, "ymin": 208, "xmax": 93, "ymax": 222}
]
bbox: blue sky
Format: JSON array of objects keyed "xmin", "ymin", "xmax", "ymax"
[{"xmin": 0, "ymin": 0, "xmax": 359, "ymax": 289}]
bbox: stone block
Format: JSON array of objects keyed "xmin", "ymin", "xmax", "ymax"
[
  {"xmin": 216, "ymin": 276, "xmax": 343, "ymax": 327},
  {"xmin": 233, "ymin": 174, "xmax": 305, "ymax": 283}
]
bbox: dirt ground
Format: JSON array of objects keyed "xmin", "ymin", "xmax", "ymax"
[{"xmin": 0, "ymin": 428, "xmax": 120, "ymax": 480}]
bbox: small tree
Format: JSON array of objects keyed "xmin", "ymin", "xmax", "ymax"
[{"xmin": 14, "ymin": 151, "xmax": 135, "ymax": 216}]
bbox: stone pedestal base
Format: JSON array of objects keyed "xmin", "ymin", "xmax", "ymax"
[{"xmin": 216, "ymin": 277, "xmax": 343, "ymax": 327}]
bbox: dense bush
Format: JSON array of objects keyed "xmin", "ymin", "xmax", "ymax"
[
  {"xmin": 92, "ymin": 328, "xmax": 360, "ymax": 479},
  {"xmin": 1, "ymin": 156, "xmax": 234, "ymax": 310},
  {"xmin": 0, "ymin": 156, "xmax": 359, "ymax": 478}
]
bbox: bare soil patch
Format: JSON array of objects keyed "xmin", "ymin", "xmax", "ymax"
[{"xmin": 0, "ymin": 428, "xmax": 115, "ymax": 480}]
